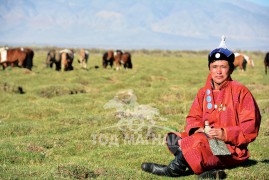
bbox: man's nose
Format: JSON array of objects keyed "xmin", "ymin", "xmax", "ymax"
[{"xmin": 217, "ymin": 67, "xmax": 222, "ymax": 73}]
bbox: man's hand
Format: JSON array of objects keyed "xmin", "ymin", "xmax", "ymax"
[{"xmin": 208, "ymin": 128, "xmax": 226, "ymax": 141}]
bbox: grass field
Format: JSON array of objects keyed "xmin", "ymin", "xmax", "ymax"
[{"xmin": 0, "ymin": 49, "xmax": 268, "ymax": 179}]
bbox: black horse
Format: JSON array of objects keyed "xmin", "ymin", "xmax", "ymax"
[{"xmin": 264, "ymin": 52, "xmax": 269, "ymax": 74}]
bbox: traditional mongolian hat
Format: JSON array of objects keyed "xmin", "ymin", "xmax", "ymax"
[{"xmin": 208, "ymin": 35, "xmax": 235, "ymax": 64}]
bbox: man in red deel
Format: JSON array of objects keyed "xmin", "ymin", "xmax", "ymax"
[{"xmin": 141, "ymin": 36, "xmax": 261, "ymax": 178}]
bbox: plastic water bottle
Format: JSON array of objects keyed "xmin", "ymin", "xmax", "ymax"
[{"xmin": 204, "ymin": 121, "xmax": 211, "ymax": 134}]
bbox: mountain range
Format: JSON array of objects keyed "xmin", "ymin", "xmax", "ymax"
[{"xmin": 0, "ymin": 0, "xmax": 269, "ymax": 51}]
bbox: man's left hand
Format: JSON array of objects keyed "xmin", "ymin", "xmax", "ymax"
[{"xmin": 208, "ymin": 128, "xmax": 226, "ymax": 141}]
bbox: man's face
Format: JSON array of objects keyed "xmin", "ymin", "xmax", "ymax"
[{"xmin": 209, "ymin": 60, "xmax": 232, "ymax": 88}]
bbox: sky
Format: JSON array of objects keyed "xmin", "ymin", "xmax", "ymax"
[
  {"xmin": 246, "ymin": 0, "xmax": 269, "ymax": 7},
  {"xmin": 1, "ymin": 0, "xmax": 269, "ymax": 51}
]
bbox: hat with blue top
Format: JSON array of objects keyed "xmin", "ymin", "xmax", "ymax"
[{"xmin": 208, "ymin": 35, "xmax": 235, "ymax": 64}]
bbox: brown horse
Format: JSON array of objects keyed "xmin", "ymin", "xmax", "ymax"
[
  {"xmin": 0, "ymin": 47, "xmax": 34, "ymax": 70},
  {"xmin": 114, "ymin": 51, "xmax": 133, "ymax": 70},
  {"xmin": 78, "ymin": 49, "xmax": 89, "ymax": 69},
  {"xmin": 264, "ymin": 52, "xmax": 269, "ymax": 74},
  {"xmin": 102, "ymin": 50, "xmax": 114, "ymax": 68},
  {"xmin": 102, "ymin": 50, "xmax": 133, "ymax": 70},
  {"xmin": 60, "ymin": 49, "xmax": 74, "ymax": 71},
  {"xmin": 233, "ymin": 53, "xmax": 247, "ymax": 72}
]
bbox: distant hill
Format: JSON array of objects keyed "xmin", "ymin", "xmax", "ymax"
[{"xmin": 0, "ymin": 0, "xmax": 269, "ymax": 51}]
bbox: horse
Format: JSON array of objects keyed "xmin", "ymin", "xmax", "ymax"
[
  {"xmin": 102, "ymin": 50, "xmax": 114, "ymax": 68},
  {"xmin": 114, "ymin": 51, "xmax": 133, "ymax": 70},
  {"xmin": 264, "ymin": 52, "xmax": 269, "ymax": 74},
  {"xmin": 78, "ymin": 49, "xmax": 89, "ymax": 69},
  {"xmin": 23, "ymin": 48, "xmax": 34, "ymax": 70},
  {"xmin": 113, "ymin": 50, "xmax": 123, "ymax": 70},
  {"xmin": 60, "ymin": 49, "xmax": 74, "ymax": 71},
  {"xmin": 102, "ymin": 50, "xmax": 133, "ymax": 70},
  {"xmin": 46, "ymin": 49, "xmax": 74, "ymax": 71},
  {"xmin": 242, "ymin": 53, "xmax": 254, "ymax": 68},
  {"xmin": 113, "ymin": 50, "xmax": 132, "ymax": 70},
  {"xmin": 46, "ymin": 49, "xmax": 61, "ymax": 71},
  {"xmin": 233, "ymin": 53, "xmax": 247, "ymax": 72},
  {"xmin": 121, "ymin": 52, "xmax": 132, "ymax": 69},
  {"xmin": 0, "ymin": 47, "xmax": 34, "ymax": 70}
]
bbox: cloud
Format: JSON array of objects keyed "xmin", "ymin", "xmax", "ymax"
[
  {"xmin": 96, "ymin": 11, "xmax": 122, "ymax": 19},
  {"xmin": 93, "ymin": 11, "xmax": 126, "ymax": 31}
]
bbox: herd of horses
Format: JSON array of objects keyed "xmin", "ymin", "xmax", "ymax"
[
  {"xmin": 46, "ymin": 48, "xmax": 132, "ymax": 71},
  {"xmin": 0, "ymin": 47, "xmax": 133, "ymax": 71},
  {"xmin": 102, "ymin": 50, "xmax": 132, "ymax": 70},
  {"xmin": 1, "ymin": 46, "xmax": 269, "ymax": 74}
]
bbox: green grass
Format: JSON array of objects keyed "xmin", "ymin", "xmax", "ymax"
[{"xmin": 0, "ymin": 49, "xmax": 268, "ymax": 179}]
